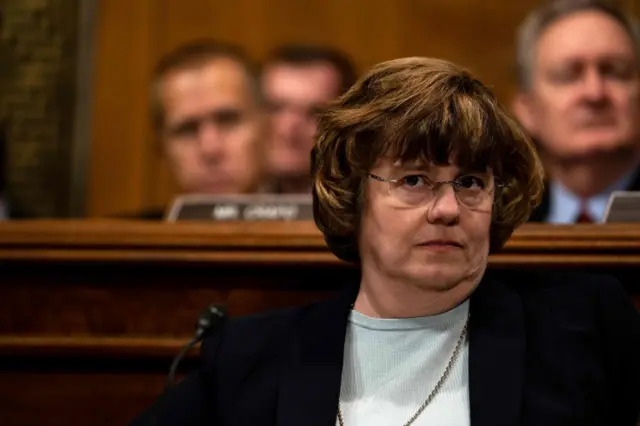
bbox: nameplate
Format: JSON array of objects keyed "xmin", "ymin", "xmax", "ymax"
[
  {"xmin": 164, "ymin": 194, "xmax": 313, "ymax": 222},
  {"xmin": 603, "ymin": 191, "xmax": 640, "ymax": 223}
]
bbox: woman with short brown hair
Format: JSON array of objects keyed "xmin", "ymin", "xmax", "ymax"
[
  {"xmin": 132, "ymin": 57, "xmax": 640, "ymax": 426},
  {"xmin": 313, "ymin": 56, "xmax": 544, "ymax": 261}
]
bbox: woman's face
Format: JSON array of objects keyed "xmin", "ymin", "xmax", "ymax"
[{"xmin": 358, "ymin": 158, "xmax": 493, "ymax": 293}]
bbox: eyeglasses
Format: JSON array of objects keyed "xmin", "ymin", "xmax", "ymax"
[{"xmin": 368, "ymin": 172, "xmax": 508, "ymax": 209}]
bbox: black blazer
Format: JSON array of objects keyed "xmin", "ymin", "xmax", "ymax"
[
  {"xmin": 130, "ymin": 269, "xmax": 640, "ymax": 426},
  {"xmin": 529, "ymin": 168, "xmax": 640, "ymax": 223}
]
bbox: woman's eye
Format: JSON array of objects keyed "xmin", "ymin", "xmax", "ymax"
[
  {"xmin": 401, "ymin": 175, "xmax": 427, "ymax": 188},
  {"xmin": 458, "ymin": 175, "xmax": 486, "ymax": 189}
]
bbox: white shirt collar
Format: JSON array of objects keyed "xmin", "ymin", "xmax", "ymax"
[{"xmin": 547, "ymin": 168, "xmax": 639, "ymax": 224}]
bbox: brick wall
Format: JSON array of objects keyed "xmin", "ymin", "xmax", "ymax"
[{"xmin": 0, "ymin": 0, "xmax": 79, "ymax": 217}]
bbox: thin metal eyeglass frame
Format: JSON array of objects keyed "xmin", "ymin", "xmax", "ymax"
[{"xmin": 367, "ymin": 173, "xmax": 509, "ymax": 206}]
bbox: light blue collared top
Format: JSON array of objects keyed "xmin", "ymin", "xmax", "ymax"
[{"xmin": 547, "ymin": 168, "xmax": 639, "ymax": 224}]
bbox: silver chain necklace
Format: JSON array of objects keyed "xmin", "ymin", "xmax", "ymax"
[{"xmin": 336, "ymin": 314, "xmax": 469, "ymax": 426}]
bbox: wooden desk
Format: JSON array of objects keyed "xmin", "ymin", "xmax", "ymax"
[{"xmin": 0, "ymin": 221, "xmax": 638, "ymax": 426}]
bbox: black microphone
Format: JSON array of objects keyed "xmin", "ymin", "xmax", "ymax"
[{"xmin": 166, "ymin": 305, "xmax": 226, "ymax": 388}]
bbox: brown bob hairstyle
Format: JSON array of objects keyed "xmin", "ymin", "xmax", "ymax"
[{"xmin": 312, "ymin": 57, "xmax": 545, "ymax": 263}]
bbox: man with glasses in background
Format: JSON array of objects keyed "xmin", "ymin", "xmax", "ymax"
[{"xmin": 513, "ymin": 0, "xmax": 640, "ymax": 223}]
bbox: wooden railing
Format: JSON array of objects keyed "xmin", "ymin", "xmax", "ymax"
[{"xmin": 0, "ymin": 220, "xmax": 639, "ymax": 264}]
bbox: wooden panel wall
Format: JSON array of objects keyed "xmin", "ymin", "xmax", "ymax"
[{"xmin": 88, "ymin": 0, "xmax": 639, "ymax": 217}]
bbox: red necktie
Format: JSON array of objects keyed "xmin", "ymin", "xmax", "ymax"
[{"xmin": 575, "ymin": 203, "xmax": 593, "ymax": 223}]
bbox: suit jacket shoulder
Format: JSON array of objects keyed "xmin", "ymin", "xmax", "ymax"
[
  {"xmin": 498, "ymin": 268, "xmax": 621, "ymax": 299},
  {"xmin": 127, "ymin": 297, "xmax": 349, "ymax": 426},
  {"xmin": 496, "ymin": 268, "xmax": 639, "ymax": 337},
  {"xmin": 495, "ymin": 268, "xmax": 640, "ymax": 424},
  {"xmin": 204, "ymin": 305, "xmax": 303, "ymax": 381}
]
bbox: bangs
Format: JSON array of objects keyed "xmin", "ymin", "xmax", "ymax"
[{"xmin": 376, "ymin": 92, "xmax": 512, "ymax": 177}]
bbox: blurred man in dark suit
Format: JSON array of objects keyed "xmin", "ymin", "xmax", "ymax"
[
  {"xmin": 512, "ymin": 0, "xmax": 640, "ymax": 223},
  {"xmin": 261, "ymin": 45, "xmax": 356, "ymax": 193},
  {"xmin": 140, "ymin": 40, "xmax": 266, "ymax": 219}
]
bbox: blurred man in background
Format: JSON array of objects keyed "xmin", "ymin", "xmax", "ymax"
[
  {"xmin": 513, "ymin": 0, "xmax": 640, "ymax": 224},
  {"xmin": 151, "ymin": 40, "xmax": 266, "ymax": 204},
  {"xmin": 261, "ymin": 45, "xmax": 356, "ymax": 193}
]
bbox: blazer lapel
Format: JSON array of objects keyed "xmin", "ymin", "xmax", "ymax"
[
  {"xmin": 469, "ymin": 272, "xmax": 525, "ymax": 426},
  {"xmin": 276, "ymin": 283, "xmax": 358, "ymax": 426}
]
